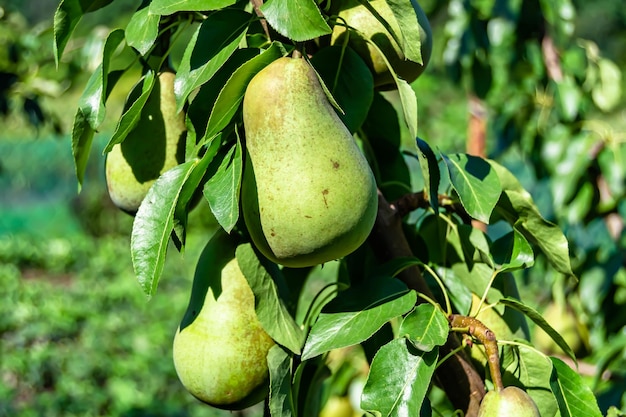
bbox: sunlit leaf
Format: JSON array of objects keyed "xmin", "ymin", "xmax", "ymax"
[
  {"xmin": 260, "ymin": 0, "xmax": 331, "ymax": 42},
  {"xmin": 361, "ymin": 338, "xmax": 438, "ymax": 416},
  {"xmin": 125, "ymin": 6, "xmax": 160, "ymax": 56},
  {"xmin": 387, "ymin": 0, "xmax": 424, "ymax": 64},
  {"xmin": 398, "ymin": 304, "xmax": 449, "ymax": 351},
  {"xmin": 70, "ymin": 107, "xmax": 95, "ymax": 192},
  {"xmin": 550, "ymin": 357, "xmax": 603, "ymax": 417},
  {"xmin": 150, "ymin": 0, "xmax": 236, "ymax": 15},
  {"xmin": 443, "ymin": 153, "xmax": 501, "ymax": 223},
  {"xmin": 491, "ymin": 229, "xmax": 534, "ymax": 272}
]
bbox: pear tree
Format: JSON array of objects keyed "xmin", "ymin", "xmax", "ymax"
[{"xmin": 53, "ymin": 0, "xmax": 619, "ymax": 416}]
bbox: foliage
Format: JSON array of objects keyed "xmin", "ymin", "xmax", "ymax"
[{"xmin": 2, "ymin": 0, "xmax": 625, "ymax": 416}]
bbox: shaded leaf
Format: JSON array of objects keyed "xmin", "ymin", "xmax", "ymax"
[
  {"xmin": 268, "ymin": 345, "xmax": 295, "ymax": 417},
  {"xmin": 70, "ymin": 107, "xmax": 95, "ymax": 192},
  {"xmin": 387, "ymin": 0, "xmax": 424, "ymax": 64},
  {"xmin": 131, "ymin": 161, "xmax": 197, "ymax": 298},
  {"xmin": 398, "ymin": 304, "xmax": 449, "ymax": 351},
  {"xmin": 491, "ymin": 229, "xmax": 534, "ymax": 272},
  {"xmin": 361, "ymin": 338, "xmax": 438, "ymax": 416},
  {"xmin": 416, "ymin": 137, "xmax": 440, "ymax": 213},
  {"xmin": 302, "ymin": 281, "xmax": 416, "ymax": 360},
  {"xmin": 236, "ymin": 244, "xmax": 304, "ymax": 354},
  {"xmin": 550, "ymin": 357, "xmax": 602, "ymax": 417},
  {"xmin": 443, "ymin": 153, "xmax": 501, "ymax": 223},
  {"xmin": 175, "ymin": 9, "xmax": 251, "ymax": 110},
  {"xmin": 260, "ymin": 0, "xmax": 331, "ymax": 42}
]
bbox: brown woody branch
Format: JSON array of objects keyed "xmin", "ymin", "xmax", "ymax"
[
  {"xmin": 369, "ymin": 190, "xmax": 485, "ymax": 416},
  {"xmin": 391, "ymin": 190, "xmax": 473, "ymax": 224}
]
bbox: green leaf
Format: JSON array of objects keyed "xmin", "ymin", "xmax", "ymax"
[
  {"xmin": 131, "ymin": 161, "xmax": 197, "ymax": 298},
  {"xmin": 443, "ymin": 153, "xmax": 501, "ymax": 223},
  {"xmin": 53, "ymin": 0, "xmax": 114, "ymax": 64},
  {"xmin": 174, "ymin": 9, "xmax": 251, "ymax": 111},
  {"xmin": 416, "ymin": 138, "xmax": 440, "ymax": 213},
  {"xmin": 125, "ymin": 6, "xmax": 160, "ymax": 56},
  {"xmin": 398, "ymin": 304, "xmax": 449, "ymax": 351},
  {"xmin": 361, "ymin": 338, "xmax": 438, "ymax": 416},
  {"xmin": 260, "ymin": 0, "xmax": 331, "ymax": 42},
  {"xmin": 150, "ymin": 0, "xmax": 236, "ymax": 15},
  {"xmin": 397, "ymin": 77, "xmax": 418, "ymax": 140},
  {"xmin": 550, "ymin": 357, "xmax": 602, "ymax": 417},
  {"xmin": 499, "ymin": 297, "xmax": 576, "ymax": 363},
  {"xmin": 203, "ymin": 137, "xmax": 243, "ymax": 233},
  {"xmin": 592, "ymin": 58, "xmax": 622, "ymax": 112},
  {"xmin": 489, "ymin": 160, "xmax": 574, "ymax": 277},
  {"xmin": 77, "ymin": 29, "xmax": 125, "ymax": 130},
  {"xmin": 70, "ymin": 107, "xmax": 95, "ymax": 192},
  {"xmin": 236, "ymin": 244, "xmax": 304, "ymax": 354},
  {"xmin": 301, "ymin": 280, "xmax": 416, "ymax": 360},
  {"xmin": 268, "ymin": 345, "xmax": 295, "ymax": 417},
  {"xmin": 386, "ymin": 0, "xmax": 424, "ymax": 64},
  {"xmin": 205, "ymin": 42, "xmax": 283, "ymax": 139},
  {"xmin": 491, "ymin": 229, "xmax": 534, "ymax": 272},
  {"xmin": 310, "ymin": 45, "xmax": 374, "ymax": 133},
  {"xmin": 104, "ymin": 70, "xmax": 156, "ymax": 153}
]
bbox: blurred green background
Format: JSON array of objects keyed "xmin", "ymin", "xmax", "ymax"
[{"xmin": 1, "ymin": 0, "xmax": 625, "ymax": 416}]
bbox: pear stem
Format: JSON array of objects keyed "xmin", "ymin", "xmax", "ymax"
[{"xmin": 449, "ymin": 314, "xmax": 505, "ymax": 392}]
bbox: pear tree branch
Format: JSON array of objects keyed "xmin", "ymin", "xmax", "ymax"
[{"xmin": 368, "ymin": 190, "xmax": 486, "ymax": 417}]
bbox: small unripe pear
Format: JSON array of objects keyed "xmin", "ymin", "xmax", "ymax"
[
  {"xmin": 105, "ymin": 71, "xmax": 186, "ymax": 214},
  {"xmin": 478, "ymin": 386, "xmax": 541, "ymax": 417},
  {"xmin": 173, "ymin": 241, "xmax": 275, "ymax": 409}
]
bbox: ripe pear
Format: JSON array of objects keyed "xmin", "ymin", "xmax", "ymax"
[
  {"xmin": 105, "ymin": 70, "xmax": 186, "ymax": 214},
  {"xmin": 241, "ymin": 57, "xmax": 377, "ymax": 268},
  {"xmin": 478, "ymin": 386, "xmax": 540, "ymax": 417},
  {"xmin": 173, "ymin": 231, "xmax": 275, "ymax": 409},
  {"xmin": 332, "ymin": 0, "xmax": 433, "ymax": 88}
]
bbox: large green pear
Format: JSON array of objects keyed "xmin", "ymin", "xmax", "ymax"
[
  {"xmin": 478, "ymin": 386, "xmax": 541, "ymax": 417},
  {"xmin": 332, "ymin": 0, "xmax": 433, "ymax": 88},
  {"xmin": 105, "ymin": 70, "xmax": 186, "ymax": 214},
  {"xmin": 173, "ymin": 231, "xmax": 275, "ymax": 409},
  {"xmin": 241, "ymin": 57, "xmax": 378, "ymax": 268}
]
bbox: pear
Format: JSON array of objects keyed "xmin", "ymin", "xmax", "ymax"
[
  {"xmin": 105, "ymin": 70, "xmax": 186, "ymax": 214},
  {"xmin": 478, "ymin": 386, "xmax": 541, "ymax": 417},
  {"xmin": 332, "ymin": 0, "xmax": 433, "ymax": 88},
  {"xmin": 241, "ymin": 57, "xmax": 378, "ymax": 268},
  {"xmin": 173, "ymin": 231, "xmax": 275, "ymax": 409}
]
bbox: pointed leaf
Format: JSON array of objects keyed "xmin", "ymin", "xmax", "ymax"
[
  {"xmin": 104, "ymin": 70, "xmax": 156, "ymax": 153},
  {"xmin": 150, "ymin": 0, "xmax": 236, "ymax": 15},
  {"xmin": 268, "ymin": 345, "xmax": 295, "ymax": 417},
  {"xmin": 203, "ymin": 138, "xmax": 243, "ymax": 233},
  {"xmin": 387, "ymin": 0, "xmax": 424, "ymax": 64},
  {"xmin": 236, "ymin": 244, "xmax": 304, "ymax": 354},
  {"xmin": 53, "ymin": 0, "xmax": 114, "ymax": 64},
  {"xmin": 302, "ymin": 284, "xmax": 416, "ymax": 360},
  {"xmin": 499, "ymin": 297, "xmax": 576, "ymax": 363},
  {"xmin": 70, "ymin": 107, "xmax": 95, "ymax": 192},
  {"xmin": 490, "ymin": 160, "xmax": 574, "ymax": 277},
  {"xmin": 175, "ymin": 9, "xmax": 251, "ymax": 110},
  {"xmin": 361, "ymin": 338, "xmax": 438, "ymax": 416},
  {"xmin": 205, "ymin": 42, "xmax": 283, "ymax": 139},
  {"xmin": 397, "ymin": 77, "xmax": 418, "ymax": 140},
  {"xmin": 416, "ymin": 137, "xmax": 440, "ymax": 213},
  {"xmin": 491, "ymin": 229, "xmax": 535, "ymax": 272},
  {"xmin": 260, "ymin": 0, "xmax": 331, "ymax": 42},
  {"xmin": 398, "ymin": 304, "xmax": 449, "ymax": 351},
  {"xmin": 550, "ymin": 357, "xmax": 602, "ymax": 417},
  {"xmin": 77, "ymin": 29, "xmax": 125, "ymax": 129},
  {"xmin": 125, "ymin": 6, "xmax": 160, "ymax": 56},
  {"xmin": 131, "ymin": 161, "xmax": 197, "ymax": 298},
  {"xmin": 443, "ymin": 153, "xmax": 501, "ymax": 223}
]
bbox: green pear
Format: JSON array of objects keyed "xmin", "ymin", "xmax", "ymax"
[
  {"xmin": 105, "ymin": 70, "xmax": 186, "ymax": 214},
  {"xmin": 173, "ymin": 231, "xmax": 275, "ymax": 409},
  {"xmin": 241, "ymin": 57, "xmax": 378, "ymax": 268},
  {"xmin": 332, "ymin": 0, "xmax": 433, "ymax": 88},
  {"xmin": 533, "ymin": 301, "xmax": 588, "ymax": 357},
  {"xmin": 478, "ymin": 386, "xmax": 541, "ymax": 417}
]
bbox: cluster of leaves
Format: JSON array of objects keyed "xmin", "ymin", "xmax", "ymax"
[{"xmin": 52, "ymin": 0, "xmax": 621, "ymax": 416}]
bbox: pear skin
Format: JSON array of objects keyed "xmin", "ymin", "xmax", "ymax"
[
  {"xmin": 332, "ymin": 0, "xmax": 433, "ymax": 88},
  {"xmin": 478, "ymin": 386, "xmax": 541, "ymax": 417},
  {"xmin": 173, "ymin": 231, "xmax": 274, "ymax": 409},
  {"xmin": 242, "ymin": 57, "xmax": 378, "ymax": 268},
  {"xmin": 105, "ymin": 70, "xmax": 186, "ymax": 214}
]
